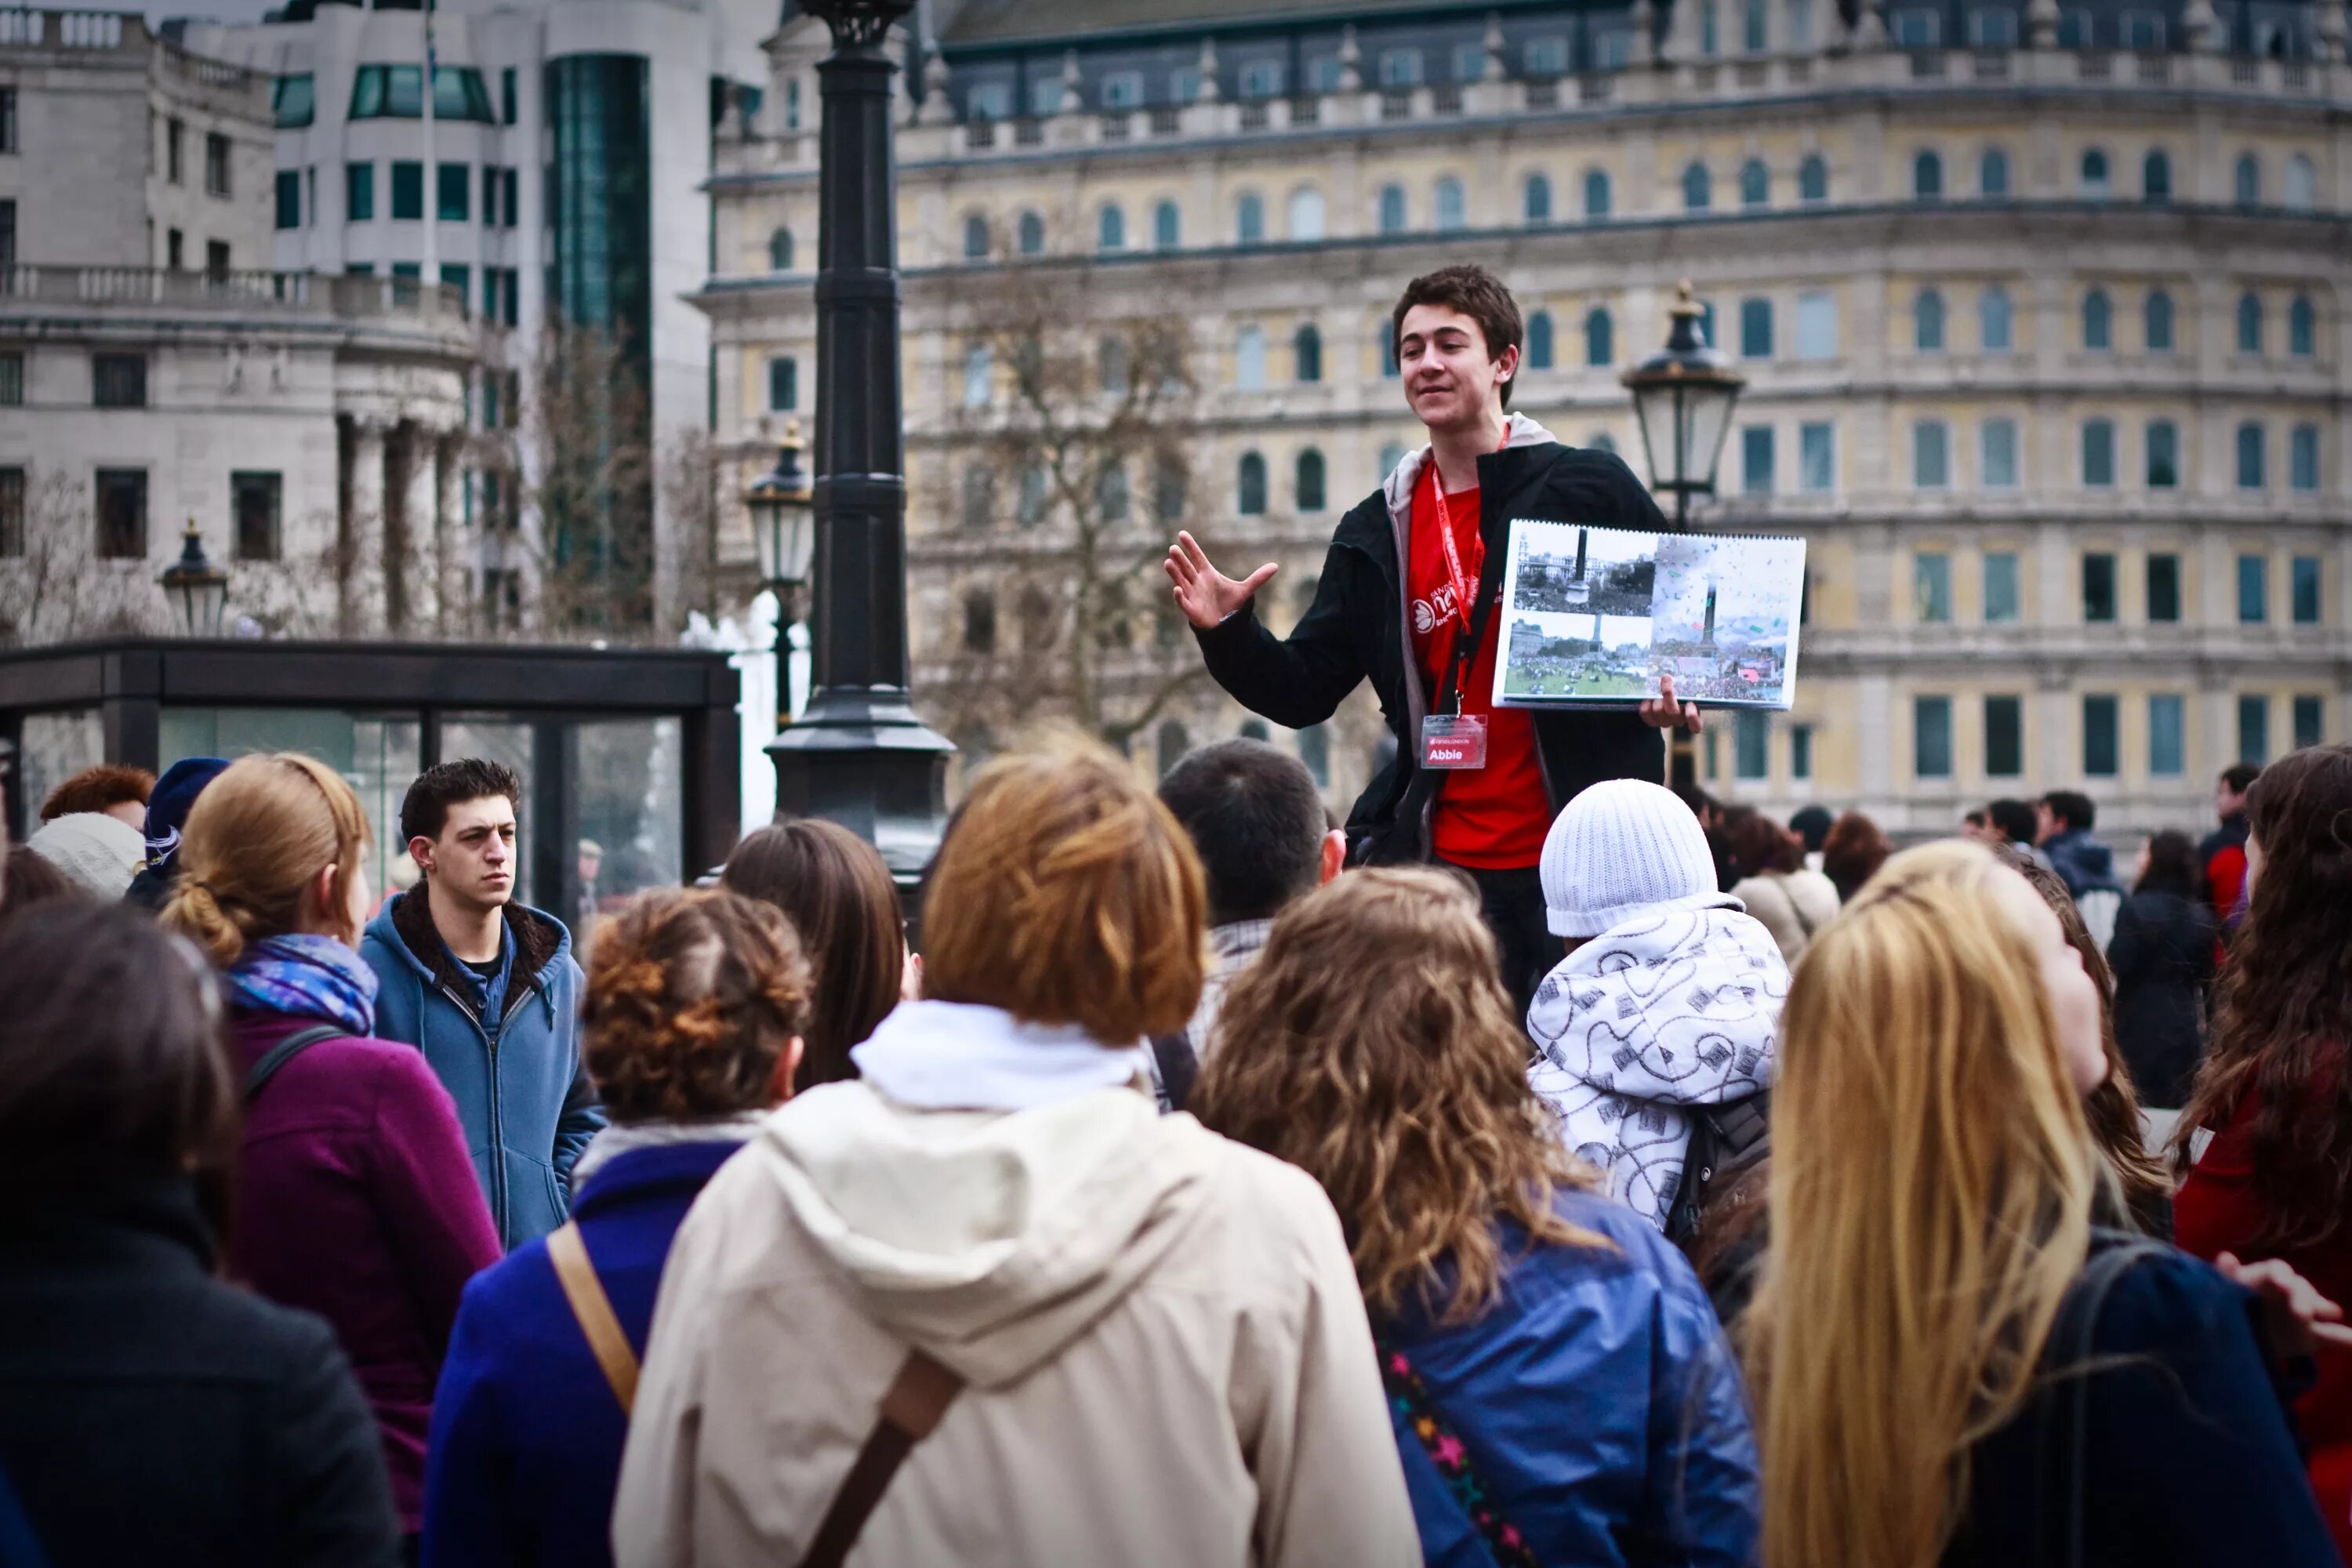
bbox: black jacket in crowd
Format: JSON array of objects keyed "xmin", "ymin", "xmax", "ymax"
[
  {"xmin": 2108, "ymin": 889, "xmax": 2220, "ymax": 1109},
  {"xmin": 0, "ymin": 1174, "xmax": 400, "ymax": 1566},
  {"xmin": 1196, "ymin": 431, "xmax": 1668, "ymax": 866}
]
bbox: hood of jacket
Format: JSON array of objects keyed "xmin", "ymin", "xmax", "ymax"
[
  {"xmin": 1526, "ymin": 906, "xmax": 1788, "ymax": 1228},
  {"xmin": 371, "ymin": 884, "xmax": 568, "ymax": 1025},
  {"xmin": 750, "ymin": 1071, "xmax": 1221, "ymax": 1391},
  {"xmin": 1378, "ymin": 410, "xmax": 1558, "ymax": 527}
]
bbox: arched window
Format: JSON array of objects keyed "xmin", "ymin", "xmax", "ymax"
[
  {"xmin": 1016, "ymin": 464, "xmax": 1049, "ymax": 527},
  {"xmin": 1017, "ymin": 210, "xmax": 1045, "ymax": 256},
  {"xmin": 2142, "ymin": 149, "xmax": 2171, "ymax": 202},
  {"xmin": 1980, "ymin": 286, "xmax": 2013, "ymax": 351},
  {"xmin": 1434, "ymin": 176, "xmax": 1467, "ymax": 230},
  {"xmin": 957, "ymin": 216, "xmax": 985, "ymax": 261},
  {"xmin": 1682, "ymin": 162, "xmax": 1711, "ymax": 210},
  {"xmin": 1098, "ymin": 336, "xmax": 1129, "ymax": 394},
  {"xmin": 1294, "ymin": 322, "xmax": 1322, "ymax": 383},
  {"xmin": 1288, "ymin": 186, "xmax": 1325, "ymax": 240},
  {"xmin": 1524, "ymin": 172, "xmax": 1552, "ymax": 224},
  {"xmin": 1914, "ymin": 288, "xmax": 1946, "ymax": 350},
  {"xmin": 961, "ymin": 343, "xmax": 993, "ymax": 407},
  {"xmin": 1236, "ymin": 191, "xmax": 1265, "ymax": 245},
  {"xmin": 1584, "ymin": 307, "xmax": 1614, "ymax": 366},
  {"xmin": 1740, "ymin": 158, "xmax": 1769, "ymax": 207},
  {"xmin": 1913, "ymin": 149, "xmax": 1943, "ymax": 201},
  {"xmin": 2285, "ymin": 154, "xmax": 2318, "ymax": 212},
  {"xmin": 770, "ymin": 227, "xmax": 796, "ymax": 270},
  {"xmin": 959, "ymin": 464, "xmax": 995, "ymax": 529},
  {"xmin": 1526, "ymin": 310, "xmax": 1555, "ymax": 369},
  {"xmin": 1152, "ymin": 199, "xmax": 1181, "ymax": 250},
  {"xmin": 1236, "ymin": 325, "xmax": 1267, "ymax": 390},
  {"xmin": 2080, "ymin": 148, "xmax": 2111, "ymax": 198},
  {"xmin": 2290, "ymin": 295, "xmax": 2316, "ymax": 358},
  {"xmin": 1237, "ymin": 452, "xmax": 1268, "ymax": 514},
  {"xmin": 1377, "ymin": 183, "xmax": 1407, "ymax": 234},
  {"xmin": 2144, "ymin": 289, "xmax": 2175, "ymax": 351},
  {"xmin": 1979, "ymin": 147, "xmax": 2010, "ymax": 198},
  {"xmin": 1584, "ymin": 169, "xmax": 1613, "ymax": 218},
  {"xmin": 1098, "ymin": 203, "xmax": 1126, "ymax": 251},
  {"xmin": 2082, "ymin": 288, "xmax": 2113, "ymax": 350},
  {"xmin": 1295, "ymin": 448, "xmax": 1327, "ymax": 512},
  {"xmin": 962, "ymin": 590, "xmax": 996, "ymax": 652},
  {"xmin": 2234, "ymin": 152, "xmax": 2261, "ymax": 208},
  {"xmin": 1153, "ymin": 458, "xmax": 1187, "ymax": 522},
  {"xmin": 1798, "ymin": 154, "xmax": 1828, "ymax": 202},
  {"xmin": 2238, "ymin": 292, "xmax": 2264, "ymax": 354},
  {"xmin": 1095, "ymin": 461, "xmax": 1129, "ymax": 523}
]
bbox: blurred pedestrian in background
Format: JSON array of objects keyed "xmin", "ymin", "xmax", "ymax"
[
  {"xmin": 26, "ymin": 809, "xmax": 144, "ymax": 898},
  {"xmin": 125, "ymin": 756, "xmax": 230, "ymax": 912},
  {"xmin": 1817, "ymin": 810, "xmax": 1892, "ymax": 904},
  {"xmin": 1721, "ymin": 805, "xmax": 1842, "ymax": 966},
  {"xmin": 37, "ymin": 762, "xmax": 153, "ymax": 829},
  {"xmin": 721, "ymin": 817, "xmax": 906, "ymax": 1091},
  {"xmin": 2107, "ymin": 829, "xmax": 2218, "ymax": 1112}
]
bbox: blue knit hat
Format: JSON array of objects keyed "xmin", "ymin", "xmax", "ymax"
[{"xmin": 142, "ymin": 757, "xmax": 230, "ymax": 869}]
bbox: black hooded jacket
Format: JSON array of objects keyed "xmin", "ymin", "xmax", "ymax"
[{"xmin": 1194, "ymin": 428, "xmax": 1668, "ymax": 866}]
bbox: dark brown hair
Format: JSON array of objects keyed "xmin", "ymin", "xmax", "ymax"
[
  {"xmin": 582, "ymin": 888, "xmax": 811, "ymax": 1122},
  {"xmin": 2176, "ymin": 743, "xmax": 2352, "ymax": 1248},
  {"xmin": 2000, "ymin": 847, "xmax": 2172, "ymax": 1234},
  {"xmin": 1391, "ymin": 263, "xmax": 1525, "ymax": 409},
  {"xmin": 1820, "ymin": 811, "xmax": 1893, "ymax": 903},
  {"xmin": 721, "ymin": 819, "xmax": 903, "ymax": 1089},
  {"xmin": 1192, "ymin": 868, "xmax": 1601, "ymax": 1325},
  {"xmin": 39, "ymin": 764, "xmax": 155, "ymax": 823},
  {"xmin": 2136, "ymin": 829, "xmax": 2200, "ymax": 899},
  {"xmin": 398, "ymin": 757, "xmax": 522, "ymax": 845},
  {"xmin": 1722, "ymin": 805, "xmax": 1802, "ymax": 878},
  {"xmin": 5, "ymin": 844, "xmax": 86, "ymax": 911},
  {"xmin": 0, "ymin": 899, "xmax": 241, "ymax": 1236}
]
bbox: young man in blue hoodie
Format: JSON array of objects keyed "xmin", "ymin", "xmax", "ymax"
[{"xmin": 361, "ymin": 759, "xmax": 604, "ymax": 1249}]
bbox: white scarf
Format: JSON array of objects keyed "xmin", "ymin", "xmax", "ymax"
[{"xmin": 851, "ymin": 999, "xmax": 1152, "ymax": 1112}]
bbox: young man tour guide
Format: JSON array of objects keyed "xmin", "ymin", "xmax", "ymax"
[{"xmin": 1165, "ymin": 265, "xmax": 1703, "ymax": 1018}]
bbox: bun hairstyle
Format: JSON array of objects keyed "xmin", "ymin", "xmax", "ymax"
[
  {"xmin": 162, "ymin": 753, "xmax": 373, "ymax": 967},
  {"xmin": 582, "ymin": 888, "xmax": 813, "ymax": 1123}
]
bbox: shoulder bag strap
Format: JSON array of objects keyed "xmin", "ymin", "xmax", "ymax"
[
  {"xmin": 1374, "ymin": 1332, "xmax": 1540, "ymax": 1568},
  {"xmin": 797, "ymin": 1349, "xmax": 965, "ymax": 1568},
  {"xmin": 2044, "ymin": 1232, "xmax": 2168, "ymax": 1568},
  {"xmin": 545, "ymin": 1220, "xmax": 638, "ymax": 1414},
  {"xmin": 242, "ymin": 1024, "xmax": 347, "ymax": 1103}
]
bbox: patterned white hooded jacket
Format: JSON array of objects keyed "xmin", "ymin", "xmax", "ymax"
[{"xmin": 1526, "ymin": 906, "xmax": 1790, "ymax": 1230}]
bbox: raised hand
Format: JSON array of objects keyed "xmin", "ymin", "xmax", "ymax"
[{"xmin": 1163, "ymin": 531, "xmax": 1279, "ymax": 630}]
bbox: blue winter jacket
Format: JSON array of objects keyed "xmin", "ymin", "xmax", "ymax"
[
  {"xmin": 2044, "ymin": 828, "xmax": 2125, "ymax": 901},
  {"xmin": 360, "ymin": 889, "xmax": 603, "ymax": 1250},
  {"xmin": 1382, "ymin": 1190, "xmax": 1760, "ymax": 1568},
  {"xmin": 419, "ymin": 1137, "xmax": 748, "ymax": 1568}
]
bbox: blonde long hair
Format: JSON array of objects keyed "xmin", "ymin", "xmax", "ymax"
[
  {"xmin": 1749, "ymin": 840, "xmax": 2105, "ymax": 1568},
  {"xmin": 162, "ymin": 753, "xmax": 372, "ymax": 966}
]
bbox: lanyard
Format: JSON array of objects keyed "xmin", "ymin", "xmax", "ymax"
[{"xmin": 1425, "ymin": 434, "xmax": 1508, "ymax": 713}]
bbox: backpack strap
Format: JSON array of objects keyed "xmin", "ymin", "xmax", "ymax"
[
  {"xmin": 2039, "ymin": 1229, "xmax": 2169, "ymax": 1568},
  {"xmin": 1374, "ymin": 1334, "xmax": 1540, "ymax": 1568},
  {"xmin": 1148, "ymin": 1032, "xmax": 1199, "ymax": 1113},
  {"xmin": 797, "ymin": 1349, "xmax": 965, "ymax": 1568},
  {"xmin": 242, "ymin": 1024, "xmax": 347, "ymax": 1103},
  {"xmin": 545, "ymin": 1221, "xmax": 637, "ymax": 1414}
]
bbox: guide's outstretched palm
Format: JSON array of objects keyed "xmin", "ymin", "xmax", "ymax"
[{"xmin": 1164, "ymin": 531, "xmax": 1279, "ymax": 630}]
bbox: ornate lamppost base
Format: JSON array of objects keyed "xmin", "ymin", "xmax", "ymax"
[{"xmin": 767, "ymin": 685, "xmax": 953, "ymax": 893}]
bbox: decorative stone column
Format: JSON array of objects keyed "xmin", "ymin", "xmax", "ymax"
[{"xmin": 342, "ymin": 416, "xmax": 387, "ymax": 637}]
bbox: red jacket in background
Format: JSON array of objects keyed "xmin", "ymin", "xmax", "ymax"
[
  {"xmin": 2200, "ymin": 814, "xmax": 2252, "ymax": 932},
  {"xmin": 227, "ymin": 1012, "xmax": 503, "ymax": 1532},
  {"xmin": 2176, "ymin": 1088, "xmax": 2352, "ymax": 1564}
]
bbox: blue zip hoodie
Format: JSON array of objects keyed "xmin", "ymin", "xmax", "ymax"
[{"xmin": 360, "ymin": 887, "xmax": 604, "ymax": 1250}]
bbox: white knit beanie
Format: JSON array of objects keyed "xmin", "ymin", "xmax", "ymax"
[
  {"xmin": 27, "ymin": 811, "xmax": 147, "ymax": 899},
  {"xmin": 1540, "ymin": 779, "xmax": 1730, "ymax": 937}
]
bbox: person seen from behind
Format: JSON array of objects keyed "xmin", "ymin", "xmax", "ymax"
[
  {"xmin": 3, "ymin": 843, "xmax": 84, "ymax": 912},
  {"xmin": 423, "ymin": 889, "xmax": 810, "ymax": 1568},
  {"xmin": 614, "ymin": 735, "xmax": 1417, "ymax": 1567},
  {"xmin": 1192, "ymin": 867, "xmax": 1760, "ymax": 1568},
  {"xmin": 1748, "ymin": 839, "xmax": 2337, "ymax": 1568},
  {"xmin": 2175, "ymin": 742, "xmax": 2352, "ymax": 1561},
  {"xmin": 2199, "ymin": 761, "xmax": 2261, "ymax": 935},
  {"xmin": 2107, "ymin": 828, "xmax": 2219, "ymax": 1112},
  {"xmin": 161, "ymin": 754, "xmax": 502, "ymax": 1551},
  {"xmin": 720, "ymin": 816, "xmax": 906, "ymax": 1091},
  {"xmin": 125, "ymin": 755, "xmax": 230, "ymax": 911},
  {"xmin": 1817, "ymin": 809, "xmax": 1891, "ymax": 903},
  {"xmin": 1720, "ymin": 805, "xmax": 1842, "ymax": 966},
  {"xmin": 38, "ymin": 762, "xmax": 154, "ymax": 829},
  {"xmin": 1984, "ymin": 797, "xmax": 2053, "ymax": 871},
  {"xmin": 1787, "ymin": 803, "xmax": 1832, "ymax": 873},
  {"xmin": 2036, "ymin": 790, "xmax": 2125, "ymax": 948},
  {"xmin": 1526, "ymin": 780, "xmax": 1787, "ymax": 1235},
  {"xmin": 0, "ymin": 901, "xmax": 401, "ymax": 1567},
  {"xmin": 361, "ymin": 759, "xmax": 603, "ymax": 1250},
  {"xmin": 1155, "ymin": 738, "xmax": 1345, "ymax": 1102},
  {"xmin": 26, "ymin": 808, "xmax": 145, "ymax": 898}
]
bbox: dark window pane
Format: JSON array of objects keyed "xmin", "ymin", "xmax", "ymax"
[
  {"xmin": 95, "ymin": 469, "xmax": 147, "ymax": 558},
  {"xmin": 93, "ymin": 353, "xmax": 147, "ymax": 408},
  {"xmin": 347, "ymin": 162, "xmax": 374, "ymax": 221},
  {"xmin": 231, "ymin": 471, "xmax": 281, "ymax": 561},
  {"xmin": 390, "ymin": 161, "xmax": 423, "ymax": 220},
  {"xmin": 437, "ymin": 162, "xmax": 470, "ymax": 221},
  {"xmin": 2293, "ymin": 695, "xmax": 2324, "ymax": 750},
  {"xmin": 1985, "ymin": 695, "xmax": 2023, "ymax": 777},
  {"xmin": 1914, "ymin": 695, "xmax": 1952, "ymax": 779},
  {"xmin": 2082, "ymin": 552, "xmax": 2115, "ymax": 622},
  {"xmin": 2238, "ymin": 694, "xmax": 2269, "ymax": 764},
  {"xmin": 2292, "ymin": 556, "xmax": 2321, "ymax": 624},
  {"xmin": 2082, "ymin": 695, "xmax": 2118, "ymax": 776},
  {"xmin": 2147, "ymin": 554, "xmax": 2180, "ymax": 622},
  {"xmin": 0, "ymin": 466, "xmax": 23, "ymax": 557}
]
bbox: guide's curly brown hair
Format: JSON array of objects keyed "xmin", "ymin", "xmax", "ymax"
[{"xmin": 583, "ymin": 888, "xmax": 812, "ymax": 1123}]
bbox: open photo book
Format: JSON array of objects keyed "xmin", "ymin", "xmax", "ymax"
[{"xmin": 1493, "ymin": 520, "xmax": 1806, "ymax": 711}]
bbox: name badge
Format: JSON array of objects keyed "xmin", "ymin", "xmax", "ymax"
[{"xmin": 1420, "ymin": 713, "xmax": 1489, "ymax": 770}]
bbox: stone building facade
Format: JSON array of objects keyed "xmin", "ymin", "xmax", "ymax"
[{"xmin": 706, "ymin": 0, "xmax": 2349, "ymax": 834}]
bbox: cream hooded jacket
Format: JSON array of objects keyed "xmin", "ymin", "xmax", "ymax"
[{"xmin": 611, "ymin": 1013, "xmax": 1417, "ymax": 1568}]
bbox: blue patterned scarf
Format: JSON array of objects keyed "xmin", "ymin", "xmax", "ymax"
[{"xmin": 224, "ymin": 934, "xmax": 379, "ymax": 1038}]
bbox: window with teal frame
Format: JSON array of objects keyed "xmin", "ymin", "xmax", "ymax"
[{"xmin": 273, "ymin": 73, "xmax": 314, "ymax": 128}]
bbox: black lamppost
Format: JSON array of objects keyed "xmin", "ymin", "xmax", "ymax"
[
  {"xmin": 770, "ymin": 0, "xmax": 953, "ymax": 894},
  {"xmin": 1621, "ymin": 281, "xmax": 1747, "ymax": 527},
  {"xmin": 158, "ymin": 518, "xmax": 230, "ymax": 636}
]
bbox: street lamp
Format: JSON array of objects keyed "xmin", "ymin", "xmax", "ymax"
[
  {"xmin": 770, "ymin": 0, "xmax": 954, "ymax": 897},
  {"xmin": 746, "ymin": 417, "xmax": 816, "ymax": 624},
  {"xmin": 158, "ymin": 518, "xmax": 230, "ymax": 637},
  {"xmin": 1621, "ymin": 280, "xmax": 1747, "ymax": 527}
]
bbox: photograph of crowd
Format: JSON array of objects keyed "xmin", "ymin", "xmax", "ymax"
[
  {"xmin": 1499, "ymin": 613, "xmax": 1657, "ymax": 699},
  {"xmin": 1646, "ymin": 532, "xmax": 1803, "ymax": 707},
  {"xmin": 1508, "ymin": 525, "xmax": 1659, "ymax": 618}
]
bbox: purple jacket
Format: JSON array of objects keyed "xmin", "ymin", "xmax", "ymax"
[{"xmin": 228, "ymin": 1012, "xmax": 504, "ymax": 1531}]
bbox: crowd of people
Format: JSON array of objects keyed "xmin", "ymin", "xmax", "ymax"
[{"xmin": 3, "ymin": 731, "xmax": 2350, "ymax": 1567}]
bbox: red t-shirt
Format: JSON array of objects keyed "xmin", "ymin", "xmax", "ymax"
[{"xmin": 1404, "ymin": 463, "xmax": 1549, "ymax": 869}]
